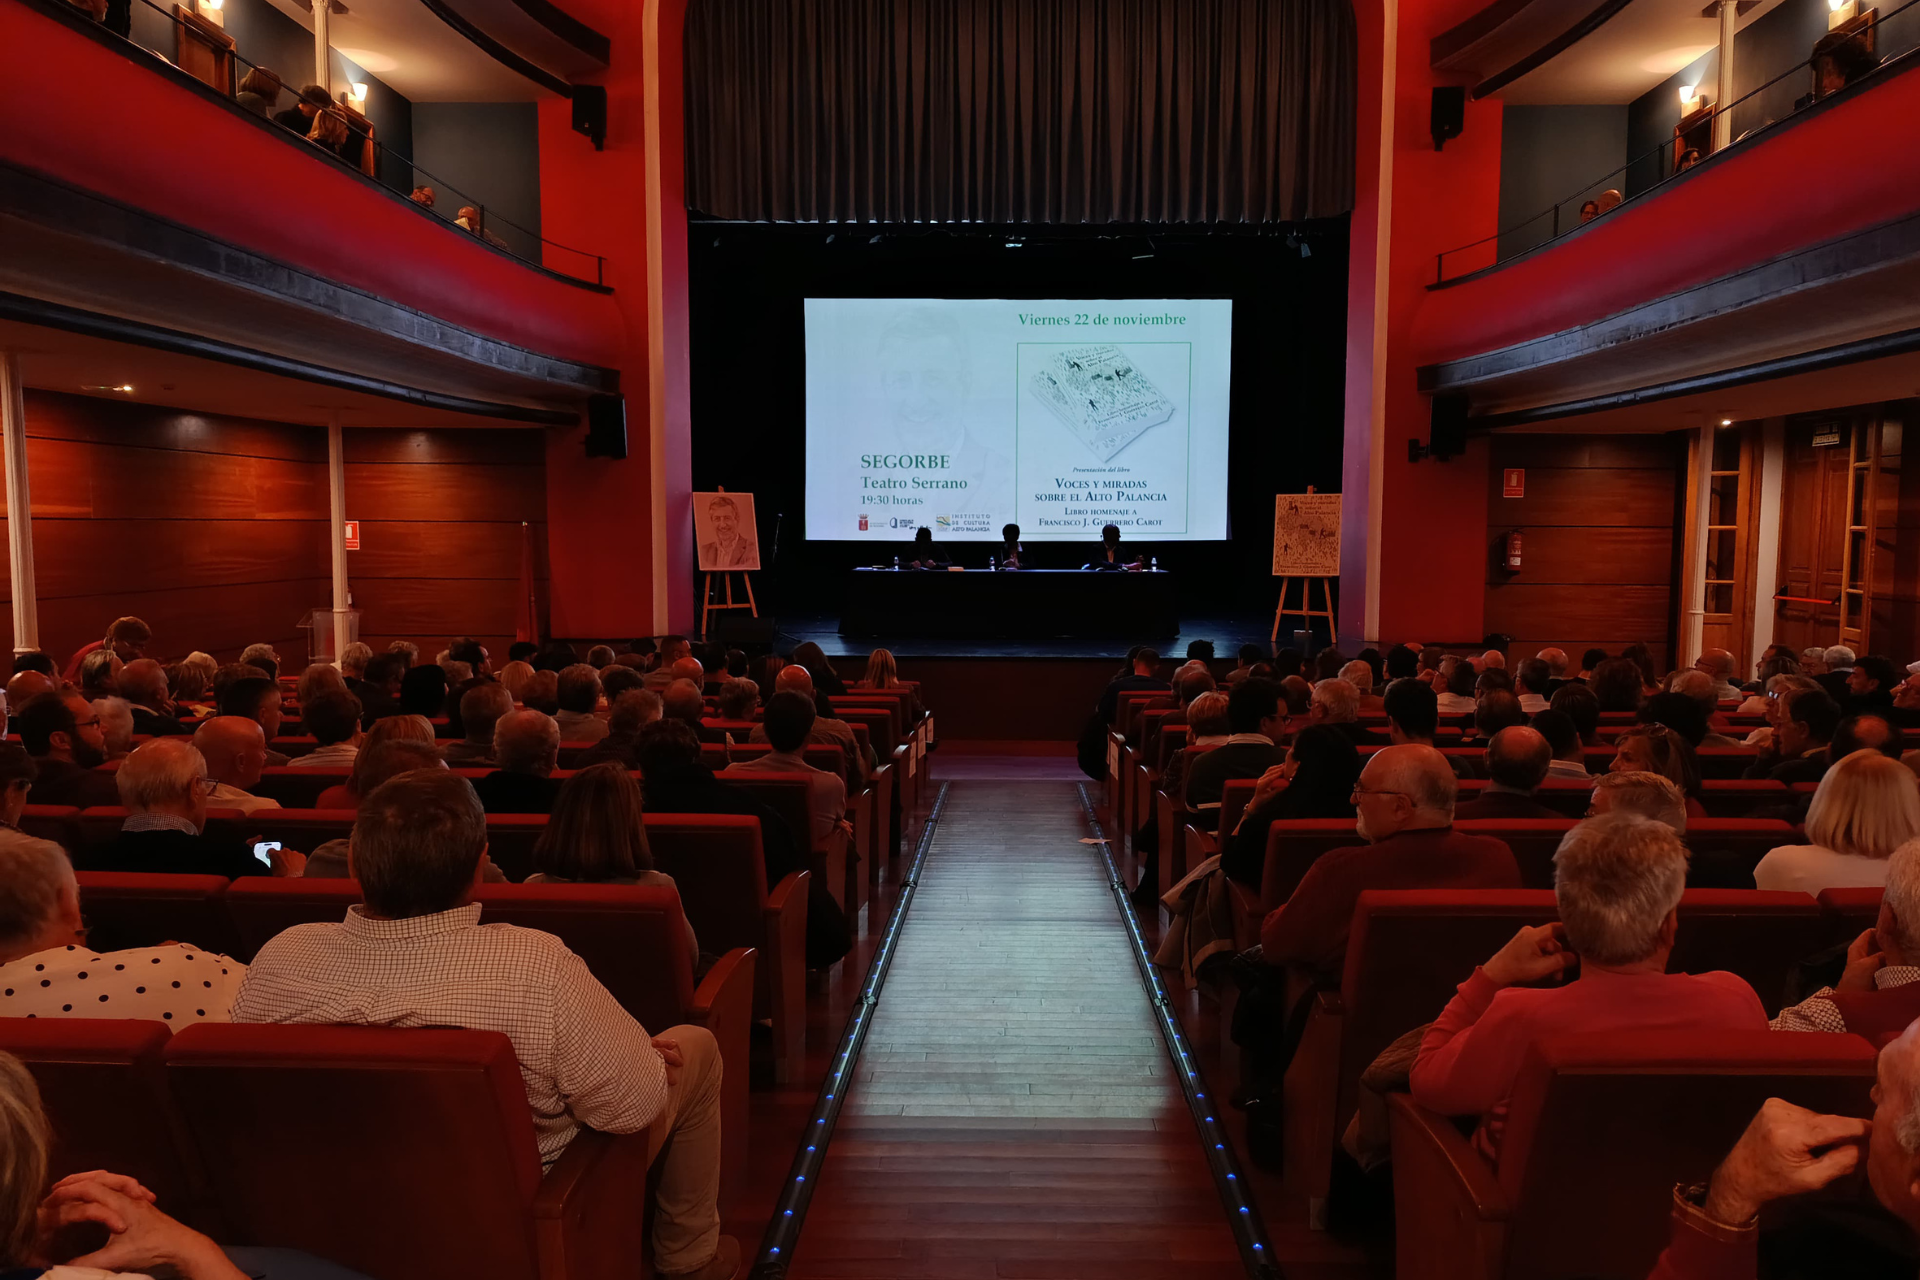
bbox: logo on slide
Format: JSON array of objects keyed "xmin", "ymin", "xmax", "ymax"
[
  {"xmin": 858, "ymin": 514, "xmax": 869, "ymax": 531},
  {"xmin": 935, "ymin": 515, "xmax": 951, "ymax": 530}
]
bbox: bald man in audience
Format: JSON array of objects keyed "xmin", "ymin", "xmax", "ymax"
[
  {"xmin": 444, "ymin": 683, "xmax": 514, "ymax": 766},
  {"xmin": 5, "ymin": 670, "xmax": 53, "ymax": 713},
  {"xmin": 1693, "ymin": 647, "xmax": 1740, "ymax": 702},
  {"xmin": 1670, "ymin": 670, "xmax": 1745, "ymax": 747},
  {"xmin": 193, "ymin": 716, "xmax": 281, "ymax": 816},
  {"xmin": 662, "ymin": 679, "xmax": 723, "ymax": 745},
  {"xmin": 119, "ymin": 658, "xmax": 189, "ymax": 736},
  {"xmin": 1479, "ymin": 650, "xmax": 1507, "ymax": 672},
  {"xmin": 1261, "ymin": 744, "xmax": 1522, "ymax": 985},
  {"xmin": 1535, "ymin": 647, "xmax": 1569, "ymax": 683},
  {"xmin": 753, "ymin": 664, "xmax": 870, "ymax": 784},
  {"xmin": 471, "ymin": 709, "xmax": 561, "ymax": 814},
  {"xmin": 1454, "ymin": 726, "xmax": 1560, "ymax": 819},
  {"xmin": 643, "ymin": 637, "xmax": 693, "ymax": 692}
]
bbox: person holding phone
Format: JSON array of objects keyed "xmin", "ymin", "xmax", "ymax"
[{"xmin": 83, "ymin": 740, "xmax": 305, "ymax": 880}]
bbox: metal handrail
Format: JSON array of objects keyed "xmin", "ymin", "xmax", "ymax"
[
  {"xmin": 1434, "ymin": 0, "xmax": 1920, "ymax": 284},
  {"xmin": 109, "ymin": 0, "xmax": 608, "ymax": 286}
]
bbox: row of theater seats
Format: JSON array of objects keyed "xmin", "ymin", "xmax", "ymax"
[
  {"xmin": 3, "ymin": 684, "xmax": 939, "ymax": 1278},
  {"xmin": 1282, "ymin": 886, "xmax": 1882, "ymax": 1275}
]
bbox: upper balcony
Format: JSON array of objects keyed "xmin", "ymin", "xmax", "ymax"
[
  {"xmin": 1411, "ymin": 0, "xmax": 1920, "ymax": 424},
  {"xmin": 0, "ymin": 0, "xmax": 622, "ymax": 421}
]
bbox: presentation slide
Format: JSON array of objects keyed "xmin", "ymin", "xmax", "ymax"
[{"xmin": 804, "ymin": 298, "xmax": 1232, "ymax": 542}]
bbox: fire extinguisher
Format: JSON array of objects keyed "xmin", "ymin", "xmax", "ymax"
[{"xmin": 1505, "ymin": 529, "xmax": 1523, "ymax": 572}]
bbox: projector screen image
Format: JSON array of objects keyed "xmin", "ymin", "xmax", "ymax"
[{"xmin": 804, "ymin": 298, "xmax": 1233, "ymax": 541}]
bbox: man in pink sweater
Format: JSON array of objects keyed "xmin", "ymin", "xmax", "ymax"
[{"xmin": 1411, "ymin": 813, "xmax": 1769, "ymax": 1162}]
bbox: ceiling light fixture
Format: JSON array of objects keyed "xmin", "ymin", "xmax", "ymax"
[
  {"xmin": 81, "ymin": 384, "xmax": 134, "ymax": 393},
  {"xmin": 1720, "ymin": 418, "xmax": 1733, "ymax": 426}
]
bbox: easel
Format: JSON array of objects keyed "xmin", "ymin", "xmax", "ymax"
[
  {"xmin": 1272, "ymin": 576, "xmax": 1337, "ymax": 646},
  {"xmin": 700, "ymin": 486, "xmax": 758, "ymax": 638},
  {"xmin": 701, "ymin": 570, "xmax": 757, "ymax": 637}
]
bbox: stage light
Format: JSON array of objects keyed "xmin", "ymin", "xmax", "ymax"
[
  {"xmin": 1005, "ymin": 241, "xmax": 1023, "ymax": 248},
  {"xmin": 1720, "ymin": 418, "xmax": 1733, "ymax": 426},
  {"xmin": 1678, "ymin": 84, "xmax": 1697, "ymax": 105}
]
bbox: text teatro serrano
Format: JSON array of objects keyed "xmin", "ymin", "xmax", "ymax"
[{"xmin": 861, "ymin": 455, "xmax": 967, "ymax": 490}]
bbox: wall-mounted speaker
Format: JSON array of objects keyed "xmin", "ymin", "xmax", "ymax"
[
  {"xmin": 1429, "ymin": 392, "xmax": 1469, "ymax": 461},
  {"xmin": 585, "ymin": 393, "xmax": 627, "ymax": 459},
  {"xmin": 1431, "ymin": 87, "xmax": 1466, "ymax": 151},
  {"xmin": 571, "ymin": 85, "xmax": 607, "ymax": 151}
]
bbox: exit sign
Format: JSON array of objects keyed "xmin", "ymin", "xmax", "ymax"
[
  {"xmin": 1502, "ymin": 468, "xmax": 1525, "ymax": 498},
  {"xmin": 342, "ymin": 520, "xmax": 361, "ymax": 550}
]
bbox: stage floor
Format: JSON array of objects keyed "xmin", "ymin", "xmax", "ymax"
[{"xmin": 777, "ymin": 612, "xmax": 1276, "ymax": 661}]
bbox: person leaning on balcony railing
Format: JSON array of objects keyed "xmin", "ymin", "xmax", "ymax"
[
  {"xmin": 457, "ymin": 206, "xmax": 512, "ymax": 251},
  {"xmin": 273, "ymin": 83, "xmax": 330, "ymax": 137},
  {"xmin": 1811, "ymin": 30, "xmax": 1878, "ymax": 98},
  {"xmin": 234, "ymin": 66, "xmax": 283, "ymax": 119}
]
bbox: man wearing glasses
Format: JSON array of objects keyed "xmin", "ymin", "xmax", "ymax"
[
  {"xmin": 84, "ymin": 738, "xmax": 305, "ymax": 880},
  {"xmin": 15, "ymin": 689, "xmax": 119, "ymax": 808},
  {"xmin": 1260, "ymin": 744, "xmax": 1524, "ymax": 986}
]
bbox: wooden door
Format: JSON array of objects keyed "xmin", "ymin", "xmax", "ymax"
[
  {"xmin": 1774, "ymin": 416, "xmax": 1852, "ymax": 652},
  {"xmin": 172, "ymin": 5, "xmax": 234, "ymax": 94}
]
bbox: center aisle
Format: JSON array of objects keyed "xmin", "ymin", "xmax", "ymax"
[{"xmin": 786, "ymin": 780, "xmax": 1245, "ymax": 1280}]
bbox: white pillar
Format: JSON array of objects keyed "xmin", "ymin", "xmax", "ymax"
[
  {"xmin": 1714, "ymin": 0, "xmax": 1737, "ymax": 151},
  {"xmin": 1682, "ymin": 422, "xmax": 1715, "ymax": 667},
  {"xmin": 328, "ymin": 419, "xmax": 351, "ymax": 658},
  {"xmin": 1748, "ymin": 420, "xmax": 1785, "ymax": 667},
  {"xmin": 313, "ymin": 0, "xmax": 331, "ymax": 95},
  {"xmin": 0, "ymin": 354, "xmax": 37, "ymax": 656}
]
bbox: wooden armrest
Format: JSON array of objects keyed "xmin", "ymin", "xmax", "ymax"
[
  {"xmin": 533, "ymin": 1127, "xmax": 651, "ymax": 1280},
  {"xmin": 1387, "ymin": 1093, "xmax": 1509, "ymax": 1280},
  {"xmin": 1282, "ymin": 983, "xmax": 1347, "ymax": 1218},
  {"xmin": 1386, "ymin": 1093, "xmax": 1509, "ymax": 1221},
  {"xmin": 688, "ymin": 946, "xmax": 756, "ymax": 1196},
  {"xmin": 762, "ymin": 872, "xmax": 810, "ymax": 1083}
]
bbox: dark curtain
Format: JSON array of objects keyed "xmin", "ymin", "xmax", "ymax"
[{"xmin": 684, "ymin": 0, "xmax": 1356, "ymax": 224}]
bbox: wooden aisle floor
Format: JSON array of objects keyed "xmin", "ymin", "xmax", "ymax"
[{"xmin": 784, "ymin": 780, "xmax": 1245, "ymax": 1280}]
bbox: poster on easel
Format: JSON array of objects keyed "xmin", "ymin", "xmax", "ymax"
[
  {"xmin": 694, "ymin": 492, "xmax": 762, "ymax": 571},
  {"xmin": 1272, "ymin": 492, "xmax": 1342, "ymax": 576}
]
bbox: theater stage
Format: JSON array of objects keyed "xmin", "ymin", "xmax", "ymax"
[{"xmin": 780, "ymin": 612, "xmax": 1278, "ymax": 743}]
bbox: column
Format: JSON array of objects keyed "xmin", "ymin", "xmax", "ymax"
[
  {"xmin": 0, "ymin": 353, "xmax": 36, "ymax": 655},
  {"xmin": 1713, "ymin": 0, "xmax": 1737, "ymax": 152},
  {"xmin": 313, "ymin": 0, "xmax": 331, "ymax": 95},
  {"xmin": 328, "ymin": 419, "xmax": 351, "ymax": 659},
  {"xmin": 1681, "ymin": 422, "xmax": 1715, "ymax": 667},
  {"xmin": 1748, "ymin": 419, "xmax": 1786, "ymax": 665}
]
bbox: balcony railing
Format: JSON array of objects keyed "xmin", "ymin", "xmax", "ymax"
[
  {"xmin": 1434, "ymin": 0, "xmax": 1920, "ymax": 284},
  {"xmin": 60, "ymin": 0, "xmax": 607, "ymax": 286}
]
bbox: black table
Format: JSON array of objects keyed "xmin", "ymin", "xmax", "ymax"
[{"xmin": 839, "ymin": 568, "xmax": 1178, "ymax": 640}]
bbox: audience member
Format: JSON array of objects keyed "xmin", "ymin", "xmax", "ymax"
[
  {"xmin": 232, "ymin": 65, "xmax": 283, "ymax": 117},
  {"xmin": 1550, "ymin": 681, "xmax": 1602, "ymax": 746},
  {"xmin": 1163, "ymin": 690, "xmax": 1231, "ymax": 800},
  {"xmin": 1576, "ymin": 647, "xmax": 1608, "ymax": 680},
  {"xmin": 1589, "ymin": 658, "xmax": 1647, "ymax": 713},
  {"xmin": 726, "ymin": 692, "xmax": 848, "ymax": 855},
  {"xmin": 1184, "ymin": 678, "xmax": 1286, "ymax": 819},
  {"xmin": 522, "ymin": 669, "xmax": 561, "ymax": 715},
  {"xmin": 1612, "ymin": 724, "xmax": 1702, "ymax": 811},
  {"xmin": 4, "ymin": 669, "xmax": 53, "ymax": 714},
  {"xmin": 92, "ymin": 696, "xmax": 134, "ymax": 758},
  {"xmin": 295, "ymin": 661, "xmax": 346, "ymax": 709},
  {"xmin": 1260, "ymin": 744, "xmax": 1521, "ymax": 985},
  {"xmin": 1533, "ymin": 708, "xmax": 1592, "ymax": 781},
  {"xmin": 193, "ymin": 716, "xmax": 280, "ymax": 816},
  {"xmin": 1098, "ymin": 648, "xmax": 1168, "ymax": 724},
  {"xmin": 662, "ymin": 679, "xmax": 720, "ymax": 745},
  {"xmin": 1436, "ymin": 659, "xmax": 1477, "ymax": 716},
  {"xmin": 17, "ymin": 690, "xmax": 118, "ymax": 807},
  {"xmin": 398, "ymin": 662, "xmax": 449, "ymax": 719},
  {"xmin": 554, "ymin": 664, "xmax": 609, "ymax": 742},
  {"xmin": 1621, "ymin": 642, "xmax": 1660, "ymax": 693},
  {"xmin": 232, "ymin": 769, "xmax": 738, "ymax": 1279},
  {"xmin": 1640, "ymin": 689, "xmax": 1715, "ymax": 748},
  {"xmin": 1226, "ymin": 643, "xmax": 1266, "ymax": 685},
  {"xmin": 1693, "ymin": 648, "xmax": 1740, "ymax": 702},
  {"xmin": 88, "ymin": 739, "xmax": 302, "ymax": 877},
  {"xmin": 0, "ymin": 747, "xmax": 33, "ymax": 832},
  {"xmin": 497, "ymin": 659, "xmax": 536, "ymax": 703},
  {"xmin": 238, "ymin": 644, "xmax": 281, "ymax": 682},
  {"xmin": 715, "ymin": 678, "xmax": 759, "ymax": 722},
  {"xmin": 1666, "ymin": 673, "xmax": 1744, "ymax": 747},
  {"xmin": 317, "ymin": 717, "xmax": 436, "ymax": 808},
  {"xmin": 62, "ymin": 614, "xmax": 149, "ymax": 682},
  {"xmin": 0, "ymin": 828, "xmax": 248, "ymax": 1023},
  {"xmin": 1588, "ymin": 770, "xmax": 1687, "ymax": 832},
  {"xmin": 755, "ymin": 665, "xmax": 869, "ymax": 781},
  {"xmin": 1337, "ymin": 660, "xmax": 1385, "ymax": 715},
  {"xmin": 1817, "ymin": 644, "xmax": 1858, "ymax": 703},
  {"xmin": 1746, "ymin": 688, "xmax": 1842, "ymax": 783},
  {"xmin": 1536, "ymin": 647, "xmax": 1570, "ymax": 684},
  {"xmin": 1222, "ymin": 725, "xmax": 1361, "ymax": 890},
  {"xmin": 1773, "ymin": 835, "xmax": 1920, "ymax": 1036},
  {"xmin": 1754, "ymin": 749, "xmax": 1920, "ymax": 894},
  {"xmin": 1410, "ymin": 815, "xmax": 1765, "ymax": 1161},
  {"xmin": 526, "ymin": 763, "xmax": 697, "ymax": 964},
  {"xmin": 79, "ymin": 648, "xmax": 121, "ymax": 702},
  {"xmin": 1455, "ymin": 726, "xmax": 1560, "ymax": 819},
  {"xmin": 1467, "ymin": 689, "xmax": 1527, "ymax": 746},
  {"xmin": 443, "ymin": 682, "xmax": 513, "ymax": 765},
  {"xmin": 300, "ymin": 741, "xmax": 451, "ymax": 878},
  {"xmin": 220, "ymin": 676, "xmax": 289, "ymax": 767},
  {"xmin": 290, "ymin": 688, "xmax": 364, "ymax": 768},
  {"xmin": 1848, "ymin": 655, "xmax": 1902, "ymax": 712},
  {"xmin": 1308, "ymin": 678, "xmax": 1384, "ymax": 746},
  {"xmin": 271, "ymin": 82, "xmax": 330, "ymax": 136},
  {"xmin": 792, "ymin": 641, "xmax": 848, "ymax": 697},
  {"xmin": 577, "ymin": 689, "xmax": 662, "ymax": 769},
  {"xmin": 340, "ymin": 640, "xmax": 372, "ymax": 687},
  {"xmin": 1515, "ymin": 659, "xmax": 1552, "ymax": 714},
  {"xmin": 600, "ymin": 663, "xmax": 644, "ymax": 707},
  {"xmin": 1810, "ymin": 28, "xmax": 1878, "ymax": 97},
  {"xmin": 356, "ymin": 652, "xmax": 407, "ymax": 722},
  {"xmin": 473, "ymin": 709, "xmax": 562, "ymax": 814}
]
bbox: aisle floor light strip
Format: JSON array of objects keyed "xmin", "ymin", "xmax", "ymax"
[
  {"xmin": 748, "ymin": 783, "xmax": 952, "ymax": 1279},
  {"xmin": 1076, "ymin": 784, "xmax": 1284, "ymax": 1280}
]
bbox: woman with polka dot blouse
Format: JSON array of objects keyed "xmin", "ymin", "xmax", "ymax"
[{"xmin": 0, "ymin": 834, "xmax": 245, "ymax": 1025}]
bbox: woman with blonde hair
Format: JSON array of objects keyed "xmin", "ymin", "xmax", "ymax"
[
  {"xmin": 527, "ymin": 763, "xmax": 698, "ymax": 964},
  {"xmin": 497, "ymin": 659, "xmax": 535, "ymax": 703},
  {"xmin": 315, "ymin": 715, "xmax": 434, "ymax": 809},
  {"xmin": 1754, "ymin": 749, "xmax": 1920, "ymax": 893},
  {"xmin": 858, "ymin": 648, "xmax": 900, "ymax": 689}
]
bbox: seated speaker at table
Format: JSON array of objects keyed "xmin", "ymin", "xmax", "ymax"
[
  {"xmin": 1000, "ymin": 523, "xmax": 1026, "ymax": 569},
  {"xmin": 908, "ymin": 526, "xmax": 951, "ymax": 570},
  {"xmin": 1091, "ymin": 524, "xmax": 1143, "ymax": 571}
]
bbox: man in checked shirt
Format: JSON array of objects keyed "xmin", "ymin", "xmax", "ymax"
[
  {"xmin": 233, "ymin": 769, "xmax": 738, "ymax": 1280},
  {"xmin": 1772, "ymin": 836, "xmax": 1920, "ymax": 1044}
]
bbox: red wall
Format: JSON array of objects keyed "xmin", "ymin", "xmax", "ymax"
[
  {"xmin": 4, "ymin": 392, "xmax": 548, "ymax": 665},
  {"xmin": 0, "ymin": 0, "xmax": 623, "ymax": 370},
  {"xmin": 1409, "ymin": 59, "xmax": 1920, "ymax": 366}
]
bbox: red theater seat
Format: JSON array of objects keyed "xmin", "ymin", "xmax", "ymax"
[
  {"xmin": 1819, "ymin": 886, "xmax": 1884, "ymax": 939},
  {"xmin": 1389, "ymin": 1031, "xmax": 1876, "ymax": 1280},
  {"xmin": 74, "ymin": 871, "xmax": 239, "ymax": 956},
  {"xmin": 249, "ymin": 768, "xmax": 348, "ymax": 808},
  {"xmin": 20, "ymin": 804, "xmax": 81, "ymax": 850},
  {"xmin": 644, "ymin": 813, "xmax": 810, "ymax": 1084},
  {"xmin": 471, "ymin": 883, "xmax": 756, "ymax": 1190},
  {"xmin": 165, "ymin": 1024, "xmax": 651, "ymax": 1280},
  {"xmin": 0, "ymin": 1018, "xmax": 202, "ymax": 1227},
  {"xmin": 223, "ymin": 877, "xmax": 362, "ymax": 960}
]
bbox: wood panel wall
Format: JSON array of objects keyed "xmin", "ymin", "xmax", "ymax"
[
  {"xmin": 1483, "ymin": 433, "xmax": 1684, "ymax": 670},
  {"xmin": 3, "ymin": 392, "xmax": 547, "ymax": 667}
]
